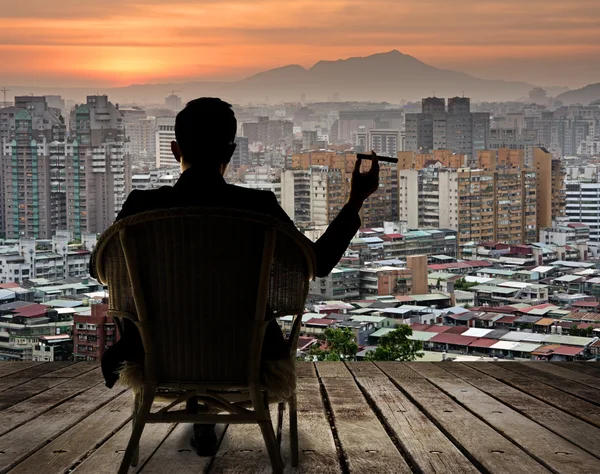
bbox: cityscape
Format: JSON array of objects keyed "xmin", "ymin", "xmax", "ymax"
[
  {"xmin": 1, "ymin": 0, "xmax": 600, "ymax": 469},
  {"xmin": 1, "ymin": 81, "xmax": 599, "ymax": 363}
]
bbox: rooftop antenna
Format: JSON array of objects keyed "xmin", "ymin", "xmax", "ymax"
[{"xmin": 1, "ymin": 87, "xmax": 9, "ymax": 105}]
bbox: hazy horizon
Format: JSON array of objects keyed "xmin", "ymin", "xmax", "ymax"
[{"xmin": 2, "ymin": 0, "xmax": 599, "ymax": 90}]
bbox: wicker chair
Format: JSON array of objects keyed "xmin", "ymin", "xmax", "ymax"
[{"xmin": 93, "ymin": 207, "xmax": 316, "ymax": 474}]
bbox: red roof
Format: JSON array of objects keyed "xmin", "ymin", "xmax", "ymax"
[
  {"xmin": 13, "ymin": 304, "xmax": 49, "ymax": 318},
  {"xmin": 0, "ymin": 283, "xmax": 20, "ymax": 289},
  {"xmin": 496, "ymin": 315, "xmax": 518, "ymax": 324},
  {"xmin": 551, "ymin": 345, "xmax": 585, "ymax": 356},
  {"xmin": 521, "ymin": 303, "xmax": 555, "ymax": 313},
  {"xmin": 577, "ymin": 323, "xmax": 600, "ymax": 329},
  {"xmin": 430, "ymin": 333, "xmax": 479, "ymax": 346},
  {"xmin": 297, "ymin": 337, "xmax": 317, "ymax": 350},
  {"xmin": 305, "ymin": 318, "xmax": 336, "ymax": 326},
  {"xmin": 424, "ymin": 325, "xmax": 451, "ymax": 333},
  {"xmin": 468, "ymin": 338, "xmax": 497, "ymax": 348},
  {"xmin": 445, "ymin": 326, "xmax": 468, "ymax": 334},
  {"xmin": 382, "ymin": 233, "xmax": 404, "ymax": 239},
  {"xmin": 568, "ymin": 223, "xmax": 588, "ymax": 228},
  {"xmin": 395, "ymin": 295, "xmax": 414, "ymax": 302},
  {"xmin": 410, "ymin": 323, "xmax": 431, "ymax": 332}
]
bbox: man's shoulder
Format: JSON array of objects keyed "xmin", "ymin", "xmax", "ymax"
[
  {"xmin": 226, "ymin": 183, "xmax": 276, "ymax": 201},
  {"xmin": 127, "ymin": 186, "xmax": 175, "ymax": 200}
]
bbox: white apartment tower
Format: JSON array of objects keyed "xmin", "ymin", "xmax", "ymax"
[{"xmin": 155, "ymin": 117, "xmax": 177, "ymax": 168}]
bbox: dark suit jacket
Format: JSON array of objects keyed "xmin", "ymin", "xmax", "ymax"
[
  {"xmin": 94, "ymin": 166, "xmax": 361, "ymax": 387},
  {"xmin": 108, "ymin": 167, "xmax": 361, "ymax": 277}
]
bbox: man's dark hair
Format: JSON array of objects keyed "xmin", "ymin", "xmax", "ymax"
[{"xmin": 175, "ymin": 97, "xmax": 237, "ymax": 163}]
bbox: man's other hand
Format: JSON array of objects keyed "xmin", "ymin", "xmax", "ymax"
[{"xmin": 348, "ymin": 151, "xmax": 379, "ymax": 212}]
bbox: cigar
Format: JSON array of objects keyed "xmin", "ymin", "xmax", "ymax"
[{"xmin": 357, "ymin": 153, "xmax": 398, "ymax": 163}]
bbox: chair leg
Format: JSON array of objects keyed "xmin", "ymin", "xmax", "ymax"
[
  {"xmin": 131, "ymin": 391, "xmax": 141, "ymax": 467},
  {"xmin": 276, "ymin": 402, "xmax": 284, "ymax": 446},
  {"xmin": 258, "ymin": 419, "xmax": 284, "ymax": 474},
  {"xmin": 118, "ymin": 387, "xmax": 154, "ymax": 474},
  {"xmin": 289, "ymin": 393, "xmax": 299, "ymax": 467}
]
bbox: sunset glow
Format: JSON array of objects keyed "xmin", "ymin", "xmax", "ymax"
[{"xmin": 2, "ymin": 0, "xmax": 599, "ymax": 87}]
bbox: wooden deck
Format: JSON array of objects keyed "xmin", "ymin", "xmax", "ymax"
[{"xmin": 0, "ymin": 361, "xmax": 599, "ymax": 473}]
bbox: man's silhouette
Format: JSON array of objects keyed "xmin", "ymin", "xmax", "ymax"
[{"xmin": 97, "ymin": 97, "xmax": 379, "ymax": 455}]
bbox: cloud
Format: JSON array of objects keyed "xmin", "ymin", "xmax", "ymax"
[{"xmin": 2, "ymin": 0, "xmax": 599, "ymax": 87}]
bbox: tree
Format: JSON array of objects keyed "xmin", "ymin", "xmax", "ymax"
[
  {"xmin": 365, "ymin": 325, "xmax": 424, "ymax": 362},
  {"xmin": 453, "ymin": 277, "xmax": 479, "ymax": 291},
  {"xmin": 307, "ymin": 327, "xmax": 359, "ymax": 361}
]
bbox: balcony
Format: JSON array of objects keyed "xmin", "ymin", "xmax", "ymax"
[{"xmin": 0, "ymin": 360, "xmax": 599, "ymax": 473}]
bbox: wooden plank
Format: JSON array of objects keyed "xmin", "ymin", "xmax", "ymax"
[
  {"xmin": 0, "ymin": 363, "xmax": 100, "ymax": 411},
  {"xmin": 8, "ymin": 392, "xmax": 133, "ymax": 474},
  {"xmin": 0, "ymin": 368, "xmax": 104, "ymax": 436},
  {"xmin": 295, "ymin": 361, "xmax": 316, "ymax": 378},
  {"xmin": 436, "ymin": 362, "xmax": 600, "ymax": 458},
  {"xmin": 464, "ymin": 362, "xmax": 600, "ymax": 428},
  {"xmin": 377, "ymin": 362, "xmax": 551, "ymax": 474},
  {"xmin": 345, "ymin": 361, "xmax": 388, "ymax": 378},
  {"xmin": 279, "ymin": 376, "xmax": 342, "ymax": 473},
  {"xmin": 525, "ymin": 362, "xmax": 600, "ymax": 390},
  {"xmin": 40, "ymin": 361, "xmax": 97, "ymax": 377},
  {"xmin": 0, "ymin": 362, "xmax": 44, "ymax": 378},
  {"xmin": 348, "ymin": 363, "xmax": 479, "ymax": 474},
  {"xmin": 0, "ymin": 383, "xmax": 126, "ymax": 473},
  {"xmin": 210, "ymin": 409, "xmax": 277, "ymax": 473},
  {"xmin": 140, "ymin": 424, "xmax": 226, "ymax": 474},
  {"xmin": 65, "ymin": 418, "xmax": 175, "ymax": 474},
  {"xmin": 410, "ymin": 363, "xmax": 600, "ymax": 474},
  {"xmin": 0, "ymin": 361, "xmax": 80, "ymax": 392},
  {"xmin": 0, "ymin": 376, "xmax": 69, "ymax": 411},
  {"xmin": 315, "ymin": 361, "xmax": 352, "ymax": 378},
  {"xmin": 1, "ymin": 361, "xmax": 72, "ymax": 380},
  {"xmin": 497, "ymin": 362, "xmax": 600, "ymax": 405},
  {"xmin": 552, "ymin": 361, "xmax": 600, "ymax": 377},
  {"xmin": 318, "ymin": 362, "xmax": 411, "ymax": 473}
]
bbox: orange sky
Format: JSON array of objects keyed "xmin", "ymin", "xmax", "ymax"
[{"xmin": 2, "ymin": 0, "xmax": 599, "ymax": 88}]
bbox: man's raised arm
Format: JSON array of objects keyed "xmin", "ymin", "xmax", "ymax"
[{"xmin": 268, "ymin": 154, "xmax": 380, "ymax": 277}]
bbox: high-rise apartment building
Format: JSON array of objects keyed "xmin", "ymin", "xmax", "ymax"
[
  {"xmin": 354, "ymin": 129, "xmax": 400, "ymax": 156},
  {"xmin": 281, "ymin": 167, "xmax": 345, "ymax": 227},
  {"xmin": 533, "ymin": 147, "xmax": 565, "ymax": 234},
  {"xmin": 165, "ymin": 94, "xmax": 182, "ymax": 111},
  {"xmin": 231, "ymin": 136, "xmax": 250, "ymax": 168},
  {"xmin": 290, "ymin": 151, "xmax": 396, "ymax": 227},
  {"xmin": 69, "ymin": 96, "xmax": 129, "ymax": 236},
  {"xmin": 405, "ymin": 97, "xmax": 489, "ymax": 158},
  {"xmin": 242, "ymin": 116, "xmax": 293, "ymax": 146},
  {"xmin": 336, "ymin": 109, "xmax": 404, "ymax": 142},
  {"xmin": 399, "ymin": 166, "xmax": 537, "ymax": 252},
  {"xmin": 488, "ymin": 128, "xmax": 536, "ymax": 165},
  {"xmin": 120, "ymin": 106, "xmax": 155, "ymax": 168},
  {"xmin": 398, "ymin": 149, "xmax": 465, "ymax": 170},
  {"xmin": 2, "ymin": 97, "xmax": 66, "ymax": 239},
  {"xmin": 155, "ymin": 116, "xmax": 176, "ymax": 168},
  {"xmin": 565, "ymin": 180, "xmax": 600, "ymax": 242}
]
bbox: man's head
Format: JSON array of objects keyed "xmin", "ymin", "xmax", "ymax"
[{"xmin": 171, "ymin": 97, "xmax": 237, "ymax": 172}]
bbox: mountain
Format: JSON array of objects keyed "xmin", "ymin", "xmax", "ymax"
[
  {"xmin": 556, "ymin": 83, "xmax": 600, "ymax": 105},
  {"xmin": 5, "ymin": 51, "xmax": 539, "ymax": 104}
]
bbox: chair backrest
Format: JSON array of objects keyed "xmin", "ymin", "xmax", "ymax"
[{"xmin": 95, "ymin": 208, "xmax": 315, "ymax": 387}]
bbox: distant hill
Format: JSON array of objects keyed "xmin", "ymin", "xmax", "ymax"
[
  {"xmin": 5, "ymin": 50, "xmax": 540, "ymax": 104},
  {"xmin": 556, "ymin": 83, "xmax": 600, "ymax": 105}
]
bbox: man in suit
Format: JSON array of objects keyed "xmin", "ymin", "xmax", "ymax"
[{"xmin": 97, "ymin": 97, "xmax": 379, "ymax": 455}]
